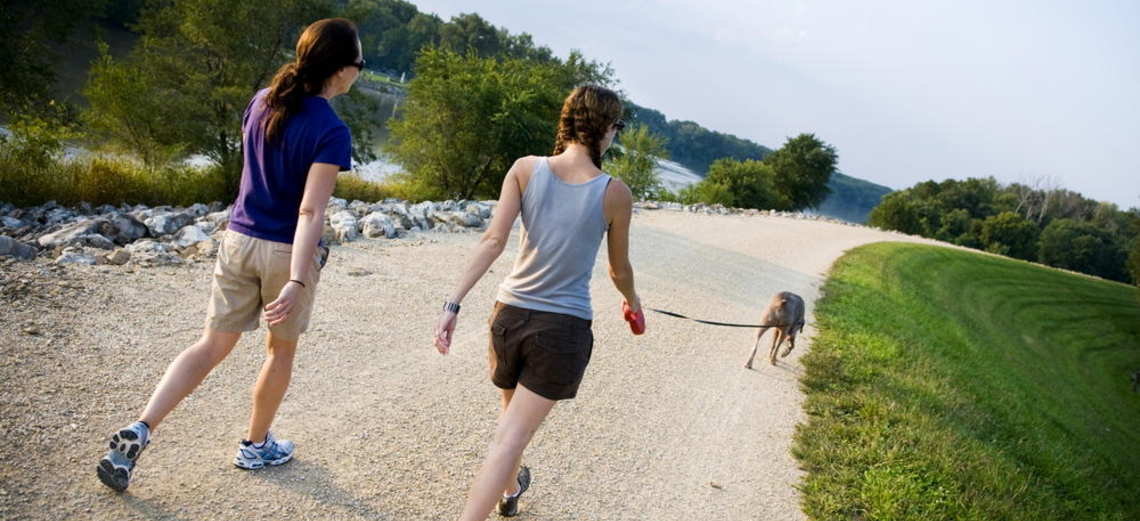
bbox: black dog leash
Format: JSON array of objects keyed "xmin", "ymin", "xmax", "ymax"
[{"xmin": 644, "ymin": 307, "xmax": 778, "ymax": 329}]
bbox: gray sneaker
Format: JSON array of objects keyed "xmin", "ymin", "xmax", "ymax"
[
  {"xmin": 496, "ymin": 466, "xmax": 531, "ymax": 517},
  {"xmin": 233, "ymin": 431, "xmax": 294, "ymax": 469},
  {"xmin": 96, "ymin": 421, "xmax": 151, "ymax": 492}
]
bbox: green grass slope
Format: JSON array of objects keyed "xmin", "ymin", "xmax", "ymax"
[{"xmin": 795, "ymin": 242, "xmax": 1140, "ymax": 521}]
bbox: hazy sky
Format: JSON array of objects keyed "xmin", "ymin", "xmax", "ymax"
[{"xmin": 409, "ymin": 0, "xmax": 1139, "ymax": 209}]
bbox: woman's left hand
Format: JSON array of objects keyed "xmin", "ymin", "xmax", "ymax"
[
  {"xmin": 264, "ymin": 281, "xmax": 303, "ymax": 327},
  {"xmin": 434, "ymin": 311, "xmax": 458, "ymax": 355}
]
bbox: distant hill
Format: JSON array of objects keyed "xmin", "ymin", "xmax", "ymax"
[
  {"xmin": 628, "ymin": 102, "xmax": 772, "ymax": 173},
  {"xmin": 817, "ymin": 173, "xmax": 893, "ymax": 223}
]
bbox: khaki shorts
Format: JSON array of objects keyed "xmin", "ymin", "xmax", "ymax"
[
  {"xmin": 488, "ymin": 301, "xmax": 594, "ymax": 401},
  {"xmin": 206, "ymin": 230, "xmax": 327, "ymax": 341}
]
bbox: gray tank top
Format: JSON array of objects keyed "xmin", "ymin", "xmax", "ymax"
[{"xmin": 497, "ymin": 157, "xmax": 611, "ymax": 320}]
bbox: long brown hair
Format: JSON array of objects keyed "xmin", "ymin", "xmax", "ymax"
[
  {"xmin": 263, "ymin": 18, "xmax": 359, "ymax": 143},
  {"xmin": 552, "ymin": 85, "xmax": 623, "ymax": 168}
]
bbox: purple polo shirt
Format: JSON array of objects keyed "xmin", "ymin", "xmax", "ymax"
[{"xmin": 228, "ymin": 88, "xmax": 352, "ymax": 244}]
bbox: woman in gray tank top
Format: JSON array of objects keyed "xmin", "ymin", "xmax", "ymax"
[{"xmin": 434, "ymin": 85, "xmax": 643, "ymax": 519}]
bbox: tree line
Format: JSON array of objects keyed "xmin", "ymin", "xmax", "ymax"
[{"xmin": 867, "ymin": 177, "xmax": 1140, "ymax": 285}]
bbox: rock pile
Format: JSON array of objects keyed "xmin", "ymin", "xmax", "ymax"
[{"xmin": 0, "ymin": 198, "xmax": 494, "ymax": 266}]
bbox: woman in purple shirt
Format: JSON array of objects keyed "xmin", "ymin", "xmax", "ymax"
[{"xmin": 97, "ymin": 18, "xmax": 361, "ymax": 492}]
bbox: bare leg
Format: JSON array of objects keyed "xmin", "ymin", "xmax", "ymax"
[
  {"xmin": 246, "ymin": 332, "xmax": 297, "ymax": 443},
  {"xmin": 499, "ymin": 388, "xmax": 525, "ymax": 496},
  {"xmin": 458, "ymin": 384, "xmax": 555, "ymax": 521},
  {"xmin": 139, "ymin": 329, "xmax": 241, "ymax": 429}
]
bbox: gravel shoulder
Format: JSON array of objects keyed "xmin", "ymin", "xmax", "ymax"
[{"xmin": 0, "ymin": 209, "xmax": 940, "ymax": 520}]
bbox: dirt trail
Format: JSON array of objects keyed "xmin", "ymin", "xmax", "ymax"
[{"xmin": 0, "ymin": 209, "xmax": 938, "ymax": 520}]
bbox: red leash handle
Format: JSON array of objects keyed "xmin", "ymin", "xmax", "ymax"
[{"xmin": 622, "ymin": 300, "xmax": 646, "ymax": 335}]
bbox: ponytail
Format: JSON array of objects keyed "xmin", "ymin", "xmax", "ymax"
[
  {"xmin": 264, "ymin": 64, "xmax": 308, "ymax": 144},
  {"xmin": 260, "ymin": 18, "xmax": 360, "ymax": 144}
]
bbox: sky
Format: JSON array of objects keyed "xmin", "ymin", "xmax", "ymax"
[{"xmin": 408, "ymin": 0, "xmax": 1140, "ymax": 209}]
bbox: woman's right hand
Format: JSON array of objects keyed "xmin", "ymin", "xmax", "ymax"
[
  {"xmin": 623, "ymin": 296, "xmax": 646, "ymax": 335},
  {"xmin": 625, "ymin": 294, "xmax": 642, "ymax": 314},
  {"xmin": 434, "ymin": 311, "xmax": 458, "ymax": 355}
]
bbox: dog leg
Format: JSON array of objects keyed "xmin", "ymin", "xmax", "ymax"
[
  {"xmin": 745, "ymin": 328, "xmax": 767, "ymax": 369},
  {"xmin": 781, "ymin": 334, "xmax": 796, "ymax": 357},
  {"xmin": 769, "ymin": 329, "xmax": 785, "ymax": 365}
]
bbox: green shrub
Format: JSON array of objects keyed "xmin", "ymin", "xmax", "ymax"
[
  {"xmin": 979, "ymin": 211, "xmax": 1040, "ymax": 261},
  {"xmin": 1039, "ymin": 218, "xmax": 1125, "ymax": 281},
  {"xmin": 333, "ymin": 173, "xmax": 395, "ymax": 203},
  {"xmin": 677, "ymin": 180, "xmax": 734, "ymax": 206},
  {"xmin": 0, "ymin": 146, "xmax": 230, "ymax": 208}
]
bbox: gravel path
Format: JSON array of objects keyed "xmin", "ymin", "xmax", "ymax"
[{"xmin": 0, "ymin": 209, "xmax": 939, "ymax": 520}]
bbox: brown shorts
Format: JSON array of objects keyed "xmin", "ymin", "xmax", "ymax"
[
  {"xmin": 205, "ymin": 230, "xmax": 327, "ymax": 342},
  {"xmin": 488, "ymin": 301, "xmax": 594, "ymax": 401}
]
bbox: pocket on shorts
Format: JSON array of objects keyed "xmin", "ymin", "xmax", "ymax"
[
  {"xmin": 534, "ymin": 330, "xmax": 590, "ymax": 355},
  {"xmin": 533, "ymin": 329, "xmax": 593, "ymax": 386}
]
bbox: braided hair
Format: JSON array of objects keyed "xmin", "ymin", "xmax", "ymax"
[{"xmin": 552, "ymin": 85, "xmax": 623, "ymax": 168}]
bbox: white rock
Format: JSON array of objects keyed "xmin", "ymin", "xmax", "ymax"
[
  {"xmin": 54, "ymin": 247, "xmax": 97, "ymax": 265},
  {"xmin": 361, "ymin": 212, "xmax": 397, "ymax": 239},
  {"xmin": 144, "ymin": 212, "xmax": 195, "ymax": 236},
  {"xmin": 328, "ymin": 210, "xmax": 360, "ymax": 242},
  {"xmin": 173, "ymin": 225, "xmax": 212, "ymax": 250}
]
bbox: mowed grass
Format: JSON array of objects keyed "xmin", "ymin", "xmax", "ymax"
[{"xmin": 795, "ymin": 242, "xmax": 1140, "ymax": 521}]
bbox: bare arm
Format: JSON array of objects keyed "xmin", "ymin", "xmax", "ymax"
[
  {"xmin": 433, "ymin": 159, "xmax": 527, "ymax": 354},
  {"xmin": 604, "ymin": 179, "xmax": 641, "ymax": 313},
  {"xmin": 263, "ymin": 162, "xmax": 340, "ymax": 326}
]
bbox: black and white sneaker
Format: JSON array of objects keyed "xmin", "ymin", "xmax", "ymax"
[
  {"xmin": 233, "ymin": 431, "xmax": 294, "ymax": 469},
  {"xmin": 496, "ymin": 466, "xmax": 531, "ymax": 517},
  {"xmin": 96, "ymin": 421, "xmax": 151, "ymax": 492}
]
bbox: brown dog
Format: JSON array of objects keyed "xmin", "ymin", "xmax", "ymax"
[{"xmin": 744, "ymin": 292, "xmax": 805, "ymax": 369}]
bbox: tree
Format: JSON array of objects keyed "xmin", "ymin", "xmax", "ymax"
[
  {"xmin": 1039, "ymin": 219, "xmax": 1124, "ymax": 281},
  {"xmin": 868, "ymin": 191, "xmax": 924, "ymax": 235},
  {"xmin": 935, "ymin": 208, "xmax": 977, "ymax": 246},
  {"xmin": 386, "ymin": 47, "xmax": 612, "ymax": 200},
  {"xmin": 83, "ymin": 0, "xmax": 332, "ymax": 193},
  {"xmin": 0, "ymin": 0, "xmax": 109, "ymax": 119},
  {"xmin": 979, "ymin": 211, "xmax": 1039, "ymax": 261},
  {"xmin": 1128, "ymin": 237, "xmax": 1140, "ymax": 288},
  {"xmin": 765, "ymin": 133, "xmax": 838, "ymax": 210},
  {"xmin": 438, "ymin": 13, "xmax": 501, "ymax": 57},
  {"xmin": 687, "ymin": 158, "xmax": 783, "ymax": 210},
  {"xmin": 374, "ymin": 12, "xmax": 443, "ymax": 72},
  {"xmin": 342, "ymin": 0, "xmax": 420, "ymax": 69},
  {"xmin": 83, "ymin": 42, "xmax": 187, "ymax": 169},
  {"xmin": 605, "ymin": 124, "xmax": 668, "ymax": 201}
]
